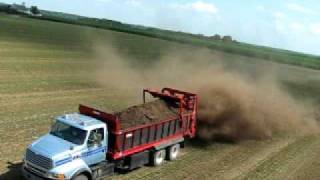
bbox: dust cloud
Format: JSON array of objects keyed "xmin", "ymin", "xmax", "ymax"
[{"xmin": 94, "ymin": 44, "xmax": 319, "ymax": 142}]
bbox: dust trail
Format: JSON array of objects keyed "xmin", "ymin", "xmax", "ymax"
[
  {"xmin": 94, "ymin": 44, "xmax": 319, "ymax": 142},
  {"xmin": 197, "ymin": 76, "xmax": 318, "ymax": 142}
]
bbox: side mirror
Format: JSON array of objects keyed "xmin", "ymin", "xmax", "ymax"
[{"xmin": 50, "ymin": 119, "xmax": 56, "ymax": 129}]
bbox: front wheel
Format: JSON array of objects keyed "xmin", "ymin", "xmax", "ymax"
[{"xmin": 72, "ymin": 174, "xmax": 88, "ymax": 180}]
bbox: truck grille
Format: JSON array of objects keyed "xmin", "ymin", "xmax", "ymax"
[
  {"xmin": 26, "ymin": 162, "xmax": 47, "ymax": 176},
  {"xmin": 26, "ymin": 149, "xmax": 52, "ymax": 170}
]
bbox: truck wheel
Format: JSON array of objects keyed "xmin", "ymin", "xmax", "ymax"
[
  {"xmin": 73, "ymin": 174, "xmax": 88, "ymax": 180},
  {"xmin": 167, "ymin": 144, "xmax": 180, "ymax": 161},
  {"xmin": 152, "ymin": 149, "xmax": 166, "ymax": 166}
]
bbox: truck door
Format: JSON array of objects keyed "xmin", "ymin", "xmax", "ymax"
[{"xmin": 83, "ymin": 128, "xmax": 107, "ymax": 166}]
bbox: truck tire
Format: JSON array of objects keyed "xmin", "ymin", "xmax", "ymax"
[
  {"xmin": 152, "ymin": 149, "xmax": 166, "ymax": 166},
  {"xmin": 166, "ymin": 144, "xmax": 180, "ymax": 161},
  {"xmin": 72, "ymin": 174, "xmax": 88, "ymax": 180}
]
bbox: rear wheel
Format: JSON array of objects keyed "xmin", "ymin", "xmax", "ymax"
[
  {"xmin": 72, "ymin": 174, "xmax": 88, "ymax": 180},
  {"xmin": 152, "ymin": 149, "xmax": 166, "ymax": 166},
  {"xmin": 167, "ymin": 144, "xmax": 180, "ymax": 161}
]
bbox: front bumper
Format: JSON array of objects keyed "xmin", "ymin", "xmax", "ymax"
[{"xmin": 22, "ymin": 166, "xmax": 51, "ymax": 180}]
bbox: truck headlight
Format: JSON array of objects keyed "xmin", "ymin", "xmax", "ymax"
[{"xmin": 48, "ymin": 172, "xmax": 65, "ymax": 179}]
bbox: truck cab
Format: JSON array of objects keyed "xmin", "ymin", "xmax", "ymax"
[{"xmin": 22, "ymin": 113, "xmax": 109, "ymax": 180}]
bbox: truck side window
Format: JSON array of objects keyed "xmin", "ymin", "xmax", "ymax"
[{"xmin": 88, "ymin": 128, "xmax": 104, "ymax": 146}]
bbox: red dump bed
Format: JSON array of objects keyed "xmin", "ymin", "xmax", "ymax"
[{"xmin": 79, "ymin": 87, "xmax": 197, "ymax": 160}]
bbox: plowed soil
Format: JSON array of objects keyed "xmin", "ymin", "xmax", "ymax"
[{"xmin": 116, "ymin": 99, "xmax": 179, "ymax": 129}]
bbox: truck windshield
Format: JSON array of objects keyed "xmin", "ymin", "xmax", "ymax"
[{"xmin": 50, "ymin": 121, "xmax": 87, "ymax": 145}]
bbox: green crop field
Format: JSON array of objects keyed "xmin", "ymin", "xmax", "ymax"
[{"xmin": 1, "ymin": 13, "xmax": 320, "ymax": 180}]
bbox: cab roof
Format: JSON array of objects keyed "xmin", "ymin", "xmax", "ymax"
[{"xmin": 56, "ymin": 113, "xmax": 105, "ymax": 130}]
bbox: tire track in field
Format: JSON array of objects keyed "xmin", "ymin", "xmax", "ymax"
[
  {"xmin": 218, "ymin": 137, "xmax": 296, "ymax": 180},
  {"xmin": 179, "ymin": 138, "xmax": 294, "ymax": 180},
  {"xmin": 239, "ymin": 134, "xmax": 320, "ymax": 180},
  {"xmin": 265, "ymin": 135, "xmax": 320, "ymax": 180},
  {"xmin": 286, "ymin": 140, "xmax": 320, "ymax": 180}
]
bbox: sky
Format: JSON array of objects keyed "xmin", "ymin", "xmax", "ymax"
[{"xmin": 1, "ymin": 0, "xmax": 320, "ymax": 55}]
